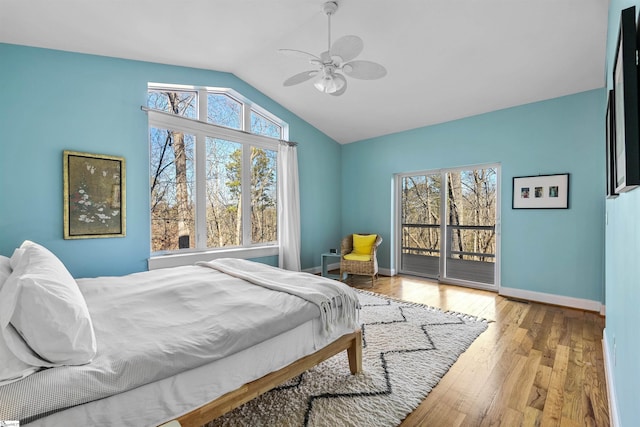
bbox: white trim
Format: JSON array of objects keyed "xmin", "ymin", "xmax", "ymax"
[
  {"xmin": 392, "ymin": 175, "xmax": 402, "ymax": 278},
  {"xmin": 303, "ymin": 266, "xmax": 322, "ymax": 275},
  {"xmin": 146, "ymin": 84, "xmax": 286, "ymax": 256},
  {"xmin": 441, "ymin": 277, "xmax": 497, "ymax": 292},
  {"xmin": 603, "ymin": 329, "xmax": 620, "ymax": 427},
  {"xmin": 494, "ymin": 165, "xmax": 502, "ymax": 288},
  {"xmin": 148, "ymin": 83, "xmax": 289, "ymax": 141},
  {"xmin": 439, "ymin": 170, "xmax": 447, "ymax": 279},
  {"xmin": 148, "ymin": 246, "xmax": 278, "ymax": 270},
  {"xmin": 241, "ymin": 144, "xmax": 252, "ymax": 246},
  {"xmin": 303, "ymin": 262, "xmax": 339, "ymax": 276},
  {"xmin": 379, "ymin": 267, "xmax": 394, "ymax": 276},
  {"xmin": 195, "ymin": 88, "xmax": 208, "ymax": 250},
  {"xmin": 499, "ymin": 286, "xmax": 602, "ymax": 312},
  {"xmin": 305, "ymin": 265, "xmax": 396, "ymax": 278},
  {"xmin": 146, "ymin": 109, "xmax": 279, "ymax": 150}
]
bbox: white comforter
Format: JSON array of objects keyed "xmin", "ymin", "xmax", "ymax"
[
  {"xmin": 200, "ymin": 258, "xmax": 359, "ymax": 335},
  {"xmin": 0, "ymin": 262, "xmax": 356, "ymax": 424}
]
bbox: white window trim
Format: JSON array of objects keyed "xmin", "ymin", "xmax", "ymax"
[
  {"xmin": 145, "ymin": 108, "xmax": 281, "ymax": 150},
  {"xmin": 146, "ymin": 85, "xmax": 286, "ymax": 268}
]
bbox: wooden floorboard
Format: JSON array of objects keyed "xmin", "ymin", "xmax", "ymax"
[{"xmin": 343, "ymin": 273, "xmax": 609, "ymax": 427}]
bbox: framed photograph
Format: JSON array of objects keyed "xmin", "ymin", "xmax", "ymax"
[
  {"xmin": 63, "ymin": 150, "xmax": 126, "ymax": 239},
  {"xmin": 512, "ymin": 174, "xmax": 569, "ymax": 209},
  {"xmin": 612, "ymin": 6, "xmax": 640, "ymax": 193},
  {"xmin": 606, "ymin": 90, "xmax": 619, "ymax": 198}
]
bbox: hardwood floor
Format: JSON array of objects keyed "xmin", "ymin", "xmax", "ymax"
[{"xmin": 345, "ymin": 274, "xmax": 610, "ymax": 427}]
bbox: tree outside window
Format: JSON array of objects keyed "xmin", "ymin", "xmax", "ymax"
[{"xmin": 148, "ymin": 87, "xmax": 284, "ymax": 254}]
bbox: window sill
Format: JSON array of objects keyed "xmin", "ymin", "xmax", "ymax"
[{"xmin": 148, "ymin": 246, "xmax": 279, "ymax": 270}]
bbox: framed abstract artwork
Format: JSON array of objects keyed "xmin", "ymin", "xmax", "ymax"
[
  {"xmin": 606, "ymin": 90, "xmax": 619, "ymax": 198},
  {"xmin": 63, "ymin": 150, "xmax": 126, "ymax": 239},
  {"xmin": 612, "ymin": 6, "xmax": 640, "ymax": 193},
  {"xmin": 512, "ymin": 174, "xmax": 569, "ymax": 209}
]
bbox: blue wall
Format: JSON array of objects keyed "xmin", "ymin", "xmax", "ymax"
[
  {"xmin": 0, "ymin": 35, "xmax": 620, "ymax": 420},
  {"xmin": 0, "ymin": 43, "xmax": 605, "ymax": 304},
  {"xmin": 0, "ymin": 43, "xmax": 342, "ymax": 277},
  {"xmin": 341, "ymin": 89, "xmax": 605, "ymax": 303},
  {"xmin": 604, "ymin": 1, "xmax": 640, "ymax": 426}
]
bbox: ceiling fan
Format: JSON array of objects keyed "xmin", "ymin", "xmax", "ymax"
[{"xmin": 279, "ymin": 1, "xmax": 387, "ymax": 96}]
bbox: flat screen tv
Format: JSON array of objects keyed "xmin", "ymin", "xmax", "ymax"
[{"xmin": 613, "ymin": 6, "xmax": 640, "ymax": 193}]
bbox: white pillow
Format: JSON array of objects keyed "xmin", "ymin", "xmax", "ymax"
[
  {"xmin": 0, "ymin": 255, "xmax": 40, "ymax": 385},
  {"xmin": 0, "ymin": 241, "xmax": 97, "ymax": 366},
  {"xmin": 0, "ymin": 255, "xmax": 11, "ymax": 288},
  {"xmin": 0, "ymin": 325, "xmax": 39, "ymax": 386}
]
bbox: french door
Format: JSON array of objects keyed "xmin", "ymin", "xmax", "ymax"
[{"xmin": 396, "ymin": 164, "xmax": 500, "ymax": 290}]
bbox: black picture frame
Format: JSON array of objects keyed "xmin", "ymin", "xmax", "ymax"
[
  {"xmin": 512, "ymin": 173, "xmax": 569, "ymax": 209},
  {"xmin": 606, "ymin": 90, "xmax": 619, "ymax": 198},
  {"xmin": 612, "ymin": 6, "xmax": 640, "ymax": 193}
]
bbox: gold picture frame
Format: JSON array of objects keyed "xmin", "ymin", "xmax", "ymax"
[{"xmin": 63, "ymin": 150, "xmax": 126, "ymax": 239}]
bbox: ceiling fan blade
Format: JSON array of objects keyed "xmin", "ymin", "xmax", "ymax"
[
  {"xmin": 342, "ymin": 60, "xmax": 387, "ymax": 80},
  {"xmin": 283, "ymin": 70, "xmax": 319, "ymax": 86},
  {"xmin": 330, "ymin": 35, "xmax": 363, "ymax": 62},
  {"xmin": 320, "ymin": 50, "xmax": 331, "ymax": 63},
  {"xmin": 329, "ymin": 74, "xmax": 347, "ymax": 96},
  {"xmin": 278, "ymin": 48, "xmax": 321, "ymax": 61}
]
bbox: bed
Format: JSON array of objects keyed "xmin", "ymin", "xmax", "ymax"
[{"xmin": 0, "ymin": 241, "xmax": 361, "ymax": 426}]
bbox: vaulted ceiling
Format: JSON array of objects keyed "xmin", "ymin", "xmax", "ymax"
[{"xmin": 0, "ymin": 0, "xmax": 609, "ymax": 143}]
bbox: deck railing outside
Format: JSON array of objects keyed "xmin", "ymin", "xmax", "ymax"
[
  {"xmin": 401, "ymin": 223, "xmax": 496, "ymax": 284},
  {"xmin": 401, "ymin": 223, "xmax": 495, "ymax": 261}
]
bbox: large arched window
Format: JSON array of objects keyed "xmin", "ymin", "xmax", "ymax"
[{"xmin": 146, "ymin": 84, "xmax": 287, "ymax": 264}]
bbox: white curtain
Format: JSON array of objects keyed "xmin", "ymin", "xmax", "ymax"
[{"xmin": 278, "ymin": 142, "xmax": 301, "ymax": 271}]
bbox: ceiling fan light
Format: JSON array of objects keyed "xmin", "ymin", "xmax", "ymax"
[
  {"xmin": 314, "ymin": 73, "xmax": 346, "ymax": 94},
  {"xmin": 279, "ymin": 1, "xmax": 383, "ymax": 96}
]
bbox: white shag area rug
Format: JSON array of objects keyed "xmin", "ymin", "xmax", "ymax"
[{"xmin": 207, "ymin": 290, "xmax": 488, "ymax": 427}]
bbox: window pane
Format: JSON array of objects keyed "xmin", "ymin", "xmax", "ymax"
[
  {"xmin": 251, "ymin": 110, "xmax": 282, "ymax": 138},
  {"xmin": 401, "ymin": 174, "xmax": 441, "ymax": 258},
  {"xmin": 251, "ymin": 147, "xmax": 277, "ymax": 244},
  {"xmin": 447, "ymin": 168, "xmax": 497, "ymax": 262},
  {"xmin": 207, "ymin": 93, "xmax": 241, "ymax": 129},
  {"xmin": 205, "ymin": 137, "xmax": 243, "ymax": 247},
  {"xmin": 147, "ymin": 90, "xmax": 197, "ymax": 118},
  {"xmin": 150, "ymin": 127, "xmax": 195, "ymax": 252}
]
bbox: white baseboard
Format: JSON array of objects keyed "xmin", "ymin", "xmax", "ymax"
[
  {"xmin": 379, "ymin": 267, "xmax": 394, "ymax": 276},
  {"xmin": 303, "ymin": 266, "xmax": 321, "ymax": 274},
  {"xmin": 498, "ymin": 286, "xmax": 602, "ymax": 312},
  {"xmin": 306, "ymin": 264, "xmax": 394, "ymax": 277},
  {"xmin": 602, "ymin": 329, "xmax": 620, "ymax": 427},
  {"xmin": 303, "ymin": 262, "xmax": 340, "ymax": 275}
]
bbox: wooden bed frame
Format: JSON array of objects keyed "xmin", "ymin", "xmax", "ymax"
[{"xmin": 160, "ymin": 329, "xmax": 362, "ymax": 427}]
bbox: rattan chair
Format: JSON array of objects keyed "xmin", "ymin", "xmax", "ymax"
[{"xmin": 340, "ymin": 234, "xmax": 382, "ymax": 287}]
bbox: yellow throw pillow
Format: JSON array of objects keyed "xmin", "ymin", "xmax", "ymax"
[{"xmin": 352, "ymin": 234, "xmax": 377, "ymax": 256}]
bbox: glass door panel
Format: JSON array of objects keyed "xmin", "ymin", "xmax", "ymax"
[
  {"xmin": 398, "ymin": 166, "xmax": 498, "ymax": 288},
  {"xmin": 400, "ymin": 174, "xmax": 441, "ymax": 278},
  {"xmin": 444, "ymin": 169, "xmax": 497, "ymax": 285}
]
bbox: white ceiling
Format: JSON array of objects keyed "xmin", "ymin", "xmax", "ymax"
[{"xmin": 0, "ymin": 0, "xmax": 609, "ymax": 144}]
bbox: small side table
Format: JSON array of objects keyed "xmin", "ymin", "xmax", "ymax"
[{"xmin": 321, "ymin": 252, "xmax": 342, "ymax": 280}]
